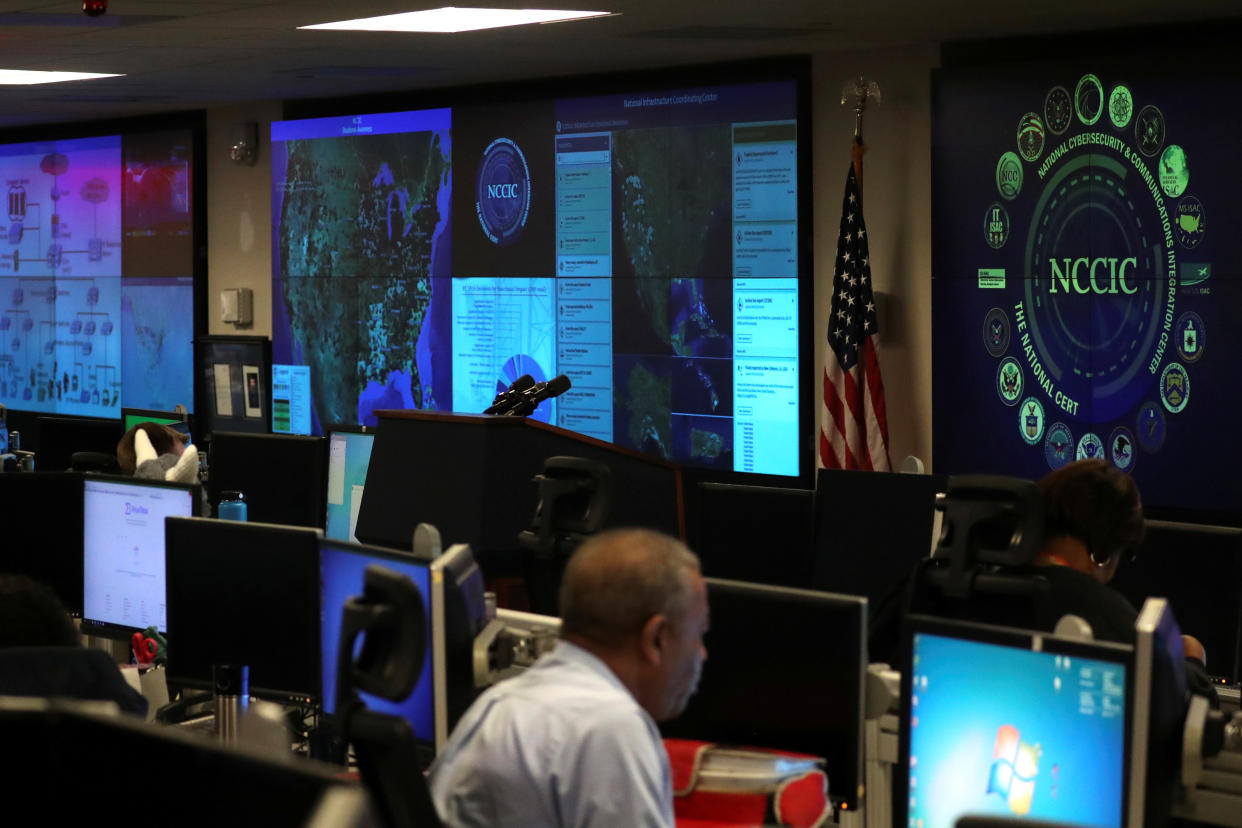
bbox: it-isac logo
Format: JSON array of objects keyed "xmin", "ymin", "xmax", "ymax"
[{"xmin": 476, "ymin": 137, "xmax": 531, "ymax": 246}]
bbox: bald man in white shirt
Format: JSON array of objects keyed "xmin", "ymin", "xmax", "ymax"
[{"xmin": 429, "ymin": 528, "xmax": 709, "ymax": 827}]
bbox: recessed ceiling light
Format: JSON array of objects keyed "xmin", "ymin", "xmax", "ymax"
[
  {"xmin": 300, "ymin": 7, "xmax": 610, "ymax": 34},
  {"xmin": 0, "ymin": 69, "xmax": 122, "ymax": 85}
]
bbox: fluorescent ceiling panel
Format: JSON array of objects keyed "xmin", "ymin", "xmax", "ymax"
[
  {"xmin": 301, "ymin": 7, "xmax": 610, "ymax": 34},
  {"xmin": 0, "ymin": 70, "xmax": 122, "ymax": 84}
]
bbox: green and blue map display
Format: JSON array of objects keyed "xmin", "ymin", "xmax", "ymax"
[
  {"xmin": 271, "ymin": 80, "xmax": 804, "ymax": 477},
  {"xmin": 933, "ymin": 61, "xmax": 1242, "ymax": 517}
]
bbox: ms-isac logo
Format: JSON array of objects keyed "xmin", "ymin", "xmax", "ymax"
[{"xmin": 476, "ymin": 137, "xmax": 532, "ymax": 246}]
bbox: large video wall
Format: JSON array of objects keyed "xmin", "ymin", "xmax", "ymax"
[
  {"xmin": 271, "ymin": 70, "xmax": 808, "ymax": 478},
  {"xmin": 0, "ymin": 127, "xmax": 197, "ymax": 416},
  {"xmin": 932, "ymin": 58, "xmax": 1242, "ymax": 517}
]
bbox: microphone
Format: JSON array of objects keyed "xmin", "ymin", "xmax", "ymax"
[
  {"xmin": 504, "ymin": 374, "xmax": 572, "ymax": 417},
  {"xmin": 484, "ymin": 374, "xmax": 536, "ymax": 414}
]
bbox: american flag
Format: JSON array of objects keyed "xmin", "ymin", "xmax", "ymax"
[{"xmin": 819, "ymin": 160, "xmax": 891, "ymax": 471}]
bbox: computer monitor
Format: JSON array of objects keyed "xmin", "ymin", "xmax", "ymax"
[
  {"xmin": 1110, "ymin": 519, "xmax": 1242, "ymax": 682},
  {"xmin": 897, "ymin": 615, "xmax": 1133, "ymax": 828},
  {"xmin": 324, "ymin": 427, "xmax": 375, "ymax": 542},
  {"xmin": 0, "ymin": 472, "xmax": 85, "ymax": 615},
  {"xmin": 35, "ymin": 415, "xmax": 123, "ymax": 472},
  {"xmin": 207, "ymin": 431, "xmax": 325, "ymax": 527},
  {"xmin": 272, "ymin": 364, "xmax": 313, "ymax": 435},
  {"xmin": 0, "ymin": 699, "xmax": 361, "ymax": 824},
  {"xmin": 164, "ymin": 517, "xmax": 322, "ymax": 704},
  {"xmin": 691, "ymin": 482, "xmax": 814, "ymax": 586},
  {"xmin": 320, "ymin": 539, "xmax": 435, "ymax": 756},
  {"xmin": 659, "ymin": 579, "xmax": 868, "ymax": 810},
  {"xmin": 811, "ymin": 468, "xmax": 947, "ymax": 607},
  {"xmin": 80, "ymin": 476, "xmax": 198, "ymax": 638},
  {"xmin": 120, "ymin": 407, "xmax": 192, "ymax": 441},
  {"xmin": 431, "ymin": 543, "xmax": 489, "ymax": 751}
]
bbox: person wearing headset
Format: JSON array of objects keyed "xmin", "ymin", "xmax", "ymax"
[{"xmin": 1035, "ymin": 458, "xmax": 1208, "ymax": 668}]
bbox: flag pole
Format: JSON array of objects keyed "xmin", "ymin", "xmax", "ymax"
[{"xmin": 840, "ymin": 77, "xmax": 881, "ymax": 204}]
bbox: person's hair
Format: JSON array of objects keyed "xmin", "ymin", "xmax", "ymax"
[
  {"xmin": 559, "ymin": 528, "xmax": 701, "ymax": 649},
  {"xmin": 116, "ymin": 422, "xmax": 187, "ymax": 475},
  {"xmin": 1039, "ymin": 458, "xmax": 1144, "ymax": 566},
  {"xmin": 0, "ymin": 574, "xmax": 80, "ymax": 648}
]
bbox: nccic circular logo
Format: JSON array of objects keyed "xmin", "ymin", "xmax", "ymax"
[
  {"xmin": 475, "ymin": 137, "xmax": 532, "ymax": 246},
  {"xmin": 996, "ymin": 152, "xmax": 1023, "ymax": 200}
]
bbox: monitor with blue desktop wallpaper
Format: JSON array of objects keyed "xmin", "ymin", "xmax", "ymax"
[
  {"xmin": 81, "ymin": 476, "xmax": 197, "ymax": 636},
  {"xmin": 270, "ymin": 61, "xmax": 812, "ymax": 484},
  {"xmin": 899, "ymin": 617, "xmax": 1132, "ymax": 828},
  {"xmin": 319, "ymin": 540, "xmax": 434, "ymax": 745},
  {"xmin": 324, "ymin": 428, "xmax": 375, "ymax": 542}
]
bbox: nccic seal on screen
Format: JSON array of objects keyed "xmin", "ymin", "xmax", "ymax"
[
  {"xmin": 1044, "ymin": 422, "xmax": 1075, "ymax": 470},
  {"xmin": 1135, "ymin": 402, "xmax": 1166, "ymax": 453},
  {"xmin": 1016, "ymin": 113, "xmax": 1045, "ymax": 162},
  {"xmin": 1108, "ymin": 426, "xmax": 1136, "ymax": 472},
  {"xmin": 983, "ymin": 307, "xmax": 1011, "ymax": 357},
  {"xmin": 1159, "ymin": 362, "xmax": 1190, "ymax": 413},
  {"xmin": 996, "ymin": 357, "xmax": 1023, "ymax": 405},
  {"xmin": 1076, "ymin": 431, "xmax": 1104, "ymax": 461},
  {"xmin": 996, "ymin": 152, "xmax": 1023, "ymax": 201},
  {"xmin": 1019, "ymin": 397, "xmax": 1045, "ymax": 445}
]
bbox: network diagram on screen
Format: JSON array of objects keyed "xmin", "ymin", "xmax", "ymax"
[
  {"xmin": 271, "ymin": 79, "xmax": 802, "ymax": 476},
  {"xmin": 932, "ymin": 61, "xmax": 1242, "ymax": 515},
  {"xmin": 0, "ymin": 131, "xmax": 196, "ymax": 416}
]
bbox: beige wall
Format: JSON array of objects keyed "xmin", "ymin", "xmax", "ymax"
[
  {"xmin": 813, "ymin": 45, "xmax": 939, "ymax": 471},
  {"xmin": 206, "ymin": 102, "xmax": 282, "ymax": 338},
  {"xmin": 206, "ymin": 48, "xmax": 942, "ymax": 468}
]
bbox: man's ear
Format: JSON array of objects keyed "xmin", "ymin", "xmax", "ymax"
[{"xmin": 640, "ymin": 613, "xmax": 668, "ymax": 666}]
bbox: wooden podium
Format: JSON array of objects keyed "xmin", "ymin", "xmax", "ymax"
[{"xmin": 354, "ymin": 411, "xmax": 684, "ymax": 573}]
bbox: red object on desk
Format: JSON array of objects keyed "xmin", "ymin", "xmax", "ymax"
[{"xmin": 132, "ymin": 632, "xmax": 159, "ymax": 664}]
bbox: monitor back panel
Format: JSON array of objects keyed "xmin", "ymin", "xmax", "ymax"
[
  {"xmin": 207, "ymin": 432, "xmax": 325, "ymax": 527},
  {"xmin": 659, "ymin": 578, "xmax": 866, "ymax": 809},
  {"xmin": 164, "ymin": 517, "xmax": 321, "ymax": 703},
  {"xmin": 0, "ymin": 472, "xmax": 84, "ymax": 614},
  {"xmin": 811, "ymin": 469, "xmax": 947, "ymax": 607}
]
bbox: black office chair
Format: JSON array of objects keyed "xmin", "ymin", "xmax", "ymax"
[
  {"xmin": 869, "ymin": 475, "xmax": 1057, "ymax": 663},
  {"xmin": 517, "ymin": 456, "xmax": 612, "ymax": 615},
  {"xmin": 907, "ymin": 474, "xmax": 1055, "ymax": 630},
  {"xmin": 335, "ymin": 564, "xmax": 443, "ymax": 828}
]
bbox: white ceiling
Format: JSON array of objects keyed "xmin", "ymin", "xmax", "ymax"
[{"xmin": 0, "ymin": 0, "xmax": 1235, "ymax": 128}]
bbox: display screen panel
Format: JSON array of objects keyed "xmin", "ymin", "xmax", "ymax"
[
  {"xmin": 0, "ymin": 127, "xmax": 197, "ymax": 416},
  {"xmin": 271, "ymin": 70, "xmax": 806, "ymax": 478},
  {"xmin": 932, "ymin": 60, "xmax": 1242, "ymax": 518},
  {"xmin": 903, "ymin": 628, "xmax": 1129, "ymax": 828}
]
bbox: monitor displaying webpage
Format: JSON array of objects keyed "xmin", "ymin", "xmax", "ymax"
[
  {"xmin": 82, "ymin": 478, "xmax": 194, "ymax": 632},
  {"xmin": 325, "ymin": 430, "xmax": 375, "ymax": 542}
]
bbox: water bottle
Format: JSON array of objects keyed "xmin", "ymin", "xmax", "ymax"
[
  {"xmin": 218, "ymin": 490, "xmax": 247, "ymax": 521},
  {"xmin": 213, "ymin": 664, "xmax": 249, "ymax": 745}
]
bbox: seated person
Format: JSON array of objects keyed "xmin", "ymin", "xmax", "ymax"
[
  {"xmin": 1034, "ymin": 460, "xmax": 1204, "ymax": 653},
  {"xmin": 1031, "ymin": 457, "xmax": 1149, "ymax": 644},
  {"xmin": 429, "ymin": 528, "xmax": 709, "ymax": 827},
  {"xmin": 0, "ymin": 574, "xmax": 148, "ymax": 716},
  {"xmin": 116, "ymin": 421, "xmax": 198, "ymax": 482}
]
